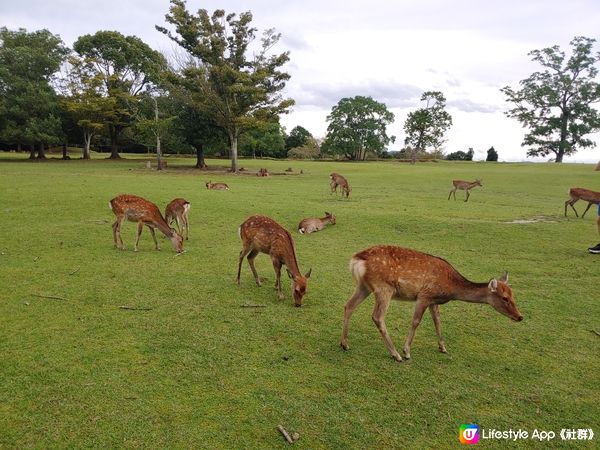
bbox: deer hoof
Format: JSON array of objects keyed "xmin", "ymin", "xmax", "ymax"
[
  {"xmin": 340, "ymin": 341, "xmax": 349, "ymax": 351},
  {"xmin": 393, "ymin": 353, "xmax": 404, "ymax": 362},
  {"xmin": 439, "ymin": 345, "xmax": 447, "ymax": 353}
]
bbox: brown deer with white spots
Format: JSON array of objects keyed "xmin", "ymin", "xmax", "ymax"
[
  {"xmin": 298, "ymin": 212, "xmax": 336, "ymax": 234},
  {"xmin": 236, "ymin": 215, "xmax": 311, "ymax": 307},
  {"xmin": 330, "ymin": 173, "xmax": 351, "ymax": 198},
  {"xmin": 564, "ymin": 187, "xmax": 600, "ymax": 218},
  {"xmin": 340, "ymin": 245, "xmax": 523, "ymax": 362},
  {"xmin": 109, "ymin": 194, "xmax": 184, "ymax": 253},
  {"xmin": 165, "ymin": 198, "xmax": 191, "ymax": 240},
  {"xmin": 448, "ymin": 179, "xmax": 482, "ymax": 202},
  {"xmin": 206, "ymin": 181, "xmax": 230, "ymax": 190}
]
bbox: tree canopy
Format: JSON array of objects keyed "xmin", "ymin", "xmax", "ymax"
[
  {"xmin": 321, "ymin": 96, "xmax": 395, "ymax": 160},
  {"xmin": 486, "ymin": 146, "xmax": 498, "ymax": 161},
  {"xmin": 285, "ymin": 125, "xmax": 312, "ymax": 150},
  {"xmin": 501, "ymin": 36, "xmax": 600, "ymax": 162},
  {"xmin": 157, "ymin": 0, "xmax": 294, "ymax": 172}
]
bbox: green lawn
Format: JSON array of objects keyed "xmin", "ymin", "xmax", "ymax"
[{"xmin": 0, "ymin": 154, "xmax": 598, "ymax": 449}]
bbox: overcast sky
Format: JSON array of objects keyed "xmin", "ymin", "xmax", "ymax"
[{"xmin": 3, "ymin": 0, "xmax": 600, "ymax": 162}]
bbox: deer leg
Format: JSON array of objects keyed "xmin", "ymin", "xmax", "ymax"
[
  {"xmin": 429, "ymin": 304, "xmax": 447, "ymax": 353},
  {"xmin": 568, "ymin": 201, "xmax": 579, "ymax": 217},
  {"xmin": 448, "ymin": 188, "xmax": 456, "ymax": 200},
  {"xmin": 581, "ymin": 202, "xmax": 593, "ymax": 218},
  {"xmin": 403, "ymin": 298, "xmax": 429, "ymax": 359},
  {"xmin": 146, "ymin": 225, "xmax": 159, "ymax": 250},
  {"xmin": 464, "ymin": 190, "xmax": 470, "ymax": 202},
  {"xmin": 112, "ymin": 220, "xmax": 121, "ymax": 249},
  {"xmin": 134, "ymin": 221, "xmax": 144, "ymax": 252},
  {"xmin": 236, "ymin": 245, "xmax": 251, "ymax": 285},
  {"xmin": 372, "ymin": 289, "xmax": 403, "ymax": 362},
  {"xmin": 271, "ymin": 258, "xmax": 284, "ymax": 299},
  {"xmin": 340, "ymin": 283, "xmax": 371, "ymax": 351},
  {"xmin": 247, "ymin": 249, "xmax": 262, "ymax": 286},
  {"xmin": 183, "ymin": 213, "xmax": 189, "ymax": 240}
]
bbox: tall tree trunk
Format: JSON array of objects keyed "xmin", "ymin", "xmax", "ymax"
[
  {"xmin": 36, "ymin": 142, "xmax": 47, "ymax": 159},
  {"xmin": 194, "ymin": 144, "xmax": 207, "ymax": 169},
  {"xmin": 28, "ymin": 144, "xmax": 36, "ymax": 159},
  {"xmin": 156, "ymin": 135, "xmax": 163, "ymax": 171},
  {"xmin": 230, "ymin": 129, "xmax": 239, "ymax": 172},
  {"xmin": 109, "ymin": 125, "xmax": 121, "ymax": 159},
  {"xmin": 83, "ymin": 133, "xmax": 92, "ymax": 160},
  {"xmin": 17, "ymin": 143, "xmax": 21, "ymax": 152},
  {"xmin": 62, "ymin": 143, "xmax": 69, "ymax": 160}
]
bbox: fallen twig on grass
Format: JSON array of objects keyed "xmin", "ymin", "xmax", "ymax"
[
  {"xmin": 240, "ymin": 303, "xmax": 267, "ymax": 308},
  {"xmin": 31, "ymin": 293, "xmax": 66, "ymax": 300},
  {"xmin": 118, "ymin": 305, "xmax": 153, "ymax": 311},
  {"xmin": 69, "ymin": 267, "xmax": 80, "ymax": 275},
  {"xmin": 591, "ymin": 329, "xmax": 600, "ymax": 337},
  {"xmin": 173, "ymin": 250, "xmax": 187, "ymax": 257},
  {"xmin": 277, "ymin": 425, "xmax": 294, "ymax": 444}
]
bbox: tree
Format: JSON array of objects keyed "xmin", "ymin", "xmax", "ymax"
[
  {"xmin": 486, "ymin": 146, "xmax": 498, "ymax": 161},
  {"xmin": 288, "ymin": 136, "xmax": 320, "ymax": 159},
  {"xmin": 0, "ymin": 27, "xmax": 69, "ymax": 158},
  {"xmin": 403, "ymin": 91, "xmax": 453, "ymax": 163},
  {"xmin": 239, "ymin": 122, "xmax": 286, "ymax": 158},
  {"xmin": 501, "ymin": 36, "xmax": 600, "ymax": 163},
  {"xmin": 157, "ymin": 0, "xmax": 294, "ymax": 172},
  {"xmin": 73, "ymin": 31, "xmax": 167, "ymax": 159},
  {"xmin": 135, "ymin": 94, "xmax": 176, "ymax": 169},
  {"xmin": 445, "ymin": 148, "xmax": 474, "ymax": 161},
  {"xmin": 321, "ymin": 96, "xmax": 395, "ymax": 160},
  {"xmin": 285, "ymin": 125, "xmax": 312, "ymax": 150}
]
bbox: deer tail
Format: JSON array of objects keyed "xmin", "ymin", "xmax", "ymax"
[{"xmin": 349, "ymin": 256, "xmax": 366, "ymax": 282}]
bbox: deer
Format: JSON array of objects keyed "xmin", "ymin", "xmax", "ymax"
[
  {"xmin": 340, "ymin": 245, "xmax": 523, "ymax": 362},
  {"xmin": 564, "ymin": 187, "xmax": 600, "ymax": 218},
  {"xmin": 206, "ymin": 181, "xmax": 230, "ymax": 190},
  {"xmin": 165, "ymin": 198, "xmax": 191, "ymax": 240},
  {"xmin": 330, "ymin": 172, "xmax": 351, "ymax": 198},
  {"xmin": 236, "ymin": 215, "xmax": 312, "ymax": 307},
  {"xmin": 298, "ymin": 212, "xmax": 336, "ymax": 234},
  {"xmin": 448, "ymin": 179, "xmax": 482, "ymax": 202},
  {"xmin": 109, "ymin": 194, "xmax": 184, "ymax": 253}
]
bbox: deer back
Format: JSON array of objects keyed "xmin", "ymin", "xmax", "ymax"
[{"xmin": 570, "ymin": 187, "xmax": 600, "ymax": 203}]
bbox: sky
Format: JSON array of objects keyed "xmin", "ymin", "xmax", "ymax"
[{"xmin": 2, "ymin": 0, "xmax": 600, "ymax": 162}]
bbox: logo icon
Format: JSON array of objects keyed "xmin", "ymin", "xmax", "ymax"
[{"xmin": 460, "ymin": 424, "xmax": 479, "ymax": 444}]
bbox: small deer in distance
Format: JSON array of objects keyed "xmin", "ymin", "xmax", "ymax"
[
  {"xmin": 109, "ymin": 194, "xmax": 184, "ymax": 253},
  {"xmin": 564, "ymin": 187, "xmax": 600, "ymax": 218},
  {"xmin": 206, "ymin": 181, "xmax": 230, "ymax": 190},
  {"xmin": 340, "ymin": 245, "xmax": 522, "ymax": 361},
  {"xmin": 165, "ymin": 198, "xmax": 190, "ymax": 240},
  {"xmin": 236, "ymin": 215, "xmax": 311, "ymax": 307},
  {"xmin": 298, "ymin": 212, "xmax": 336, "ymax": 234},
  {"xmin": 330, "ymin": 173, "xmax": 351, "ymax": 198},
  {"xmin": 448, "ymin": 179, "xmax": 482, "ymax": 202}
]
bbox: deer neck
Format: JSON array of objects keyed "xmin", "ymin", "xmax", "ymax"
[
  {"xmin": 280, "ymin": 234, "xmax": 301, "ymax": 277},
  {"xmin": 154, "ymin": 215, "xmax": 174, "ymax": 237},
  {"xmin": 452, "ymin": 278, "xmax": 490, "ymax": 304}
]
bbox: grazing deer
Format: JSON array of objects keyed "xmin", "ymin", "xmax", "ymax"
[
  {"xmin": 109, "ymin": 194, "xmax": 184, "ymax": 253},
  {"xmin": 165, "ymin": 198, "xmax": 191, "ymax": 240},
  {"xmin": 298, "ymin": 212, "xmax": 336, "ymax": 234},
  {"xmin": 330, "ymin": 173, "xmax": 351, "ymax": 198},
  {"xmin": 206, "ymin": 181, "xmax": 230, "ymax": 190},
  {"xmin": 340, "ymin": 245, "xmax": 522, "ymax": 362},
  {"xmin": 448, "ymin": 179, "xmax": 482, "ymax": 202},
  {"xmin": 564, "ymin": 187, "xmax": 600, "ymax": 218},
  {"xmin": 236, "ymin": 215, "xmax": 312, "ymax": 306}
]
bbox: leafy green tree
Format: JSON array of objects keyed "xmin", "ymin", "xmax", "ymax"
[
  {"xmin": 285, "ymin": 125, "xmax": 312, "ymax": 150},
  {"xmin": 0, "ymin": 27, "xmax": 69, "ymax": 158},
  {"xmin": 403, "ymin": 91, "xmax": 452, "ymax": 163},
  {"xmin": 135, "ymin": 94, "xmax": 176, "ymax": 169},
  {"xmin": 157, "ymin": 0, "xmax": 294, "ymax": 172},
  {"xmin": 288, "ymin": 136, "xmax": 320, "ymax": 159},
  {"xmin": 321, "ymin": 96, "xmax": 395, "ymax": 160},
  {"xmin": 486, "ymin": 146, "xmax": 498, "ymax": 161},
  {"xmin": 446, "ymin": 148, "xmax": 474, "ymax": 161},
  {"xmin": 239, "ymin": 122, "xmax": 286, "ymax": 158},
  {"xmin": 73, "ymin": 31, "xmax": 166, "ymax": 159},
  {"xmin": 501, "ymin": 36, "xmax": 600, "ymax": 163}
]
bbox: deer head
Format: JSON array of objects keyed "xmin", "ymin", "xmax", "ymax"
[
  {"xmin": 287, "ymin": 268, "xmax": 312, "ymax": 307},
  {"xmin": 486, "ymin": 273, "xmax": 522, "ymax": 321},
  {"xmin": 325, "ymin": 212, "xmax": 336, "ymax": 224}
]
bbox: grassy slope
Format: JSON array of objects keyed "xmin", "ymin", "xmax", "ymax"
[{"xmin": 0, "ymin": 155, "xmax": 598, "ymax": 449}]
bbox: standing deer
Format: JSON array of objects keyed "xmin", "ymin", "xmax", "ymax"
[
  {"xmin": 564, "ymin": 187, "xmax": 600, "ymax": 218},
  {"xmin": 109, "ymin": 194, "xmax": 184, "ymax": 253},
  {"xmin": 298, "ymin": 212, "xmax": 336, "ymax": 234},
  {"xmin": 165, "ymin": 198, "xmax": 191, "ymax": 240},
  {"xmin": 330, "ymin": 173, "xmax": 351, "ymax": 198},
  {"xmin": 340, "ymin": 245, "xmax": 523, "ymax": 362},
  {"xmin": 236, "ymin": 215, "xmax": 312, "ymax": 307},
  {"xmin": 448, "ymin": 179, "xmax": 482, "ymax": 202},
  {"xmin": 206, "ymin": 181, "xmax": 230, "ymax": 190}
]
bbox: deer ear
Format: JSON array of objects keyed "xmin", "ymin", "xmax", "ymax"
[
  {"xmin": 499, "ymin": 272, "xmax": 508, "ymax": 282},
  {"xmin": 286, "ymin": 269, "xmax": 293, "ymax": 279},
  {"xmin": 304, "ymin": 268, "xmax": 312, "ymax": 279},
  {"xmin": 488, "ymin": 279, "xmax": 498, "ymax": 292}
]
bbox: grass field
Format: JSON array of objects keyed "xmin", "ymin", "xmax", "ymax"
[{"xmin": 0, "ymin": 154, "xmax": 599, "ymax": 449}]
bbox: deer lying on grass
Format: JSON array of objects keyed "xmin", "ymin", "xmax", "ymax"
[
  {"xmin": 109, "ymin": 194, "xmax": 184, "ymax": 253},
  {"xmin": 448, "ymin": 179, "xmax": 482, "ymax": 202},
  {"xmin": 298, "ymin": 212, "xmax": 336, "ymax": 234},
  {"xmin": 236, "ymin": 215, "xmax": 311, "ymax": 307},
  {"xmin": 330, "ymin": 173, "xmax": 351, "ymax": 198},
  {"xmin": 340, "ymin": 245, "xmax": 523, "ymax": 361},
  {"xmin": 206, "ymin": 181, "xmax": 230, "ymax": 190},
  {"xmin": 165, "ymin": 198, "xmax": 190, "ymax": 240},
  {"xmin": 564, "ymin": 187, "xmax": 600, "ymax": 218}
]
